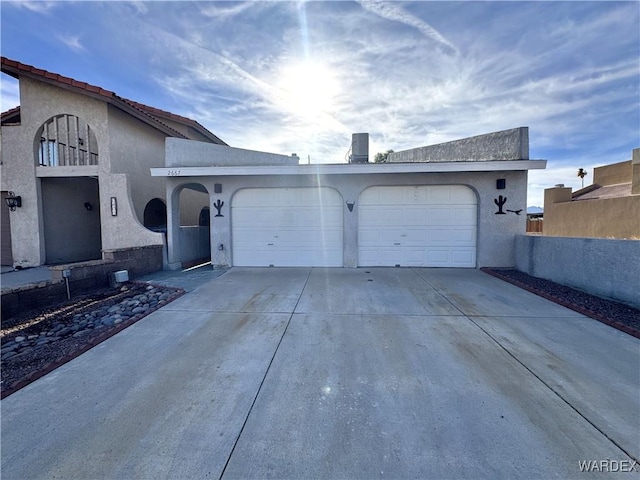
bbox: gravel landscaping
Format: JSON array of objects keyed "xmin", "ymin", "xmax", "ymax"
[
  {"xmin": 1, "ymin": 282, "xmax": 184, "ymax": 398},
  {"xmin": 482, "ymin": 268, "xmax": 640, "ymax": 338}
]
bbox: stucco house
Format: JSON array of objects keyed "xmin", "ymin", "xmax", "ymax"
[
  {"xmin": 543, "ymin": 149, "xmax": 640, "ymax": 239},
  {"xmin": 152, "ymin": 128, "xmax": 546, "ymax": 269},
  {"xmin": 2, "ymin": 56, "xmax": 547, "ymax": 275},
  {"xmin": 1, "ymin": 57, "xmax": 226, "ymax": 276}
]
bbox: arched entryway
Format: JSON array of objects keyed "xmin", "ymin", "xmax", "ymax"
[{"xmin": 168, "ymin": 183, "xmax": 211, "ymax": 268}]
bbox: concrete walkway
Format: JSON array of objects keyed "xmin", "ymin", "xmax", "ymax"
[
  {"xmin": 0, "ymin": 266, "xmax": 52, "ymax": 289},
  {"xmin": 2, "ymin": 268, "xmax": 638, "ymax": 479}
]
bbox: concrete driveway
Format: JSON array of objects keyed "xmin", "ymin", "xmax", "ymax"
[{"xmin": 2, "ymin": 268, "xmax": 638, "ymax": 479}]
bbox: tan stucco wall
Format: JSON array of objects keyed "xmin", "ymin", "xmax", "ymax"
[
  {"xmin": 107, "ymin": 105, "xmax": 167, "ymax": 221},
  {"xmin": 158, "ymin": 118, "xmax": 213, "ymax": 144},
  {"xmin": 593, "ymin": 160, "xmax": 632, "ymax": 186},
  {"xmin": 99, "ymin": 173, "xmax": 163, "ymax": 251},
  {"xmin": 107, "ymin": 107, "xmax": 215, "ymax": 229},
  {"xmin": 543, "ymin": 186, "xmax": 640, "ymax": 239}
]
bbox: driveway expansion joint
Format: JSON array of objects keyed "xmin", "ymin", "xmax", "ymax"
[
  {"xmin": 465, "ymin": 315, "xmax": 640, "ymax": 465},
  {"xmin": 218, "ymin": 267, "xmax": 314, "ymax": 480}
]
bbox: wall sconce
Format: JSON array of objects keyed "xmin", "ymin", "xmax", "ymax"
[
  {"xmin": 110, "ymin": 197, "xmax": 118, "ymax": 216},
  {"xmin": 5, "ymin": 192, "xmax": 22, "ymax": 211},
  {"xmin": 84, "ymin": 202, "xmax": 93, "ymax": 211},
  {"xmin": 346, "ymin": 201, "xmax": 355, "ymax": 212}
]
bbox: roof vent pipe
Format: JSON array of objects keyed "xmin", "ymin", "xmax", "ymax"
[{"xmin": 350, "ymin": 133, "xmax": 369, "ymax": 163}]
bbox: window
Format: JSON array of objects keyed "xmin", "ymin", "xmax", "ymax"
[
  {"xmin": 39, "ymin": 138, "xmax": 59, "ymax": 166},
  {"xmin": 35, "ymin": 114, "xmax": 98, "ymax": 167}
]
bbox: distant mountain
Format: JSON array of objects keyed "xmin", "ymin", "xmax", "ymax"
[{"xmin": 527, "ymin": 206, "xmax": 543, "ymax": 214}]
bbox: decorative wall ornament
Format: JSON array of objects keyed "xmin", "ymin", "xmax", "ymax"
[
  {"xmin": 213, "ymin": 199, "xmax": 224, "ymax": 217},
  {"xmin": 494, "ymin": 195, "xmax": 507, "ymax": 215},
  {"xmin": 506, "ymin": 209, "xmax": 523, "ymax": 215}
]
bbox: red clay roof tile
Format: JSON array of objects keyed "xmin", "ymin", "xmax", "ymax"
[
  {"xmin": 1, "ymin": 56, "xmax": 225, "ymax": 144},
  {"xmin": 1, "ymin": 105, "xmax": 21, "ymax": 122},
  {"xmin": 1, "ymin": 57, "xmax": 226, "ymax": 145}
]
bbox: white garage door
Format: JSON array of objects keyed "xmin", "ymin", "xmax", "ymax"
[
  {"xmin": 358, "ymin": 185, "xmax": 477, "ymax": 267},
  {"xmin": 232, "ymin": 187, "xmax": 343, "ymax": 267}
]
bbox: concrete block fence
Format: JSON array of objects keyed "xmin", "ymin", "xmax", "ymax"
[{"xmin": 515, "ymin": 235, "xmax": 640, "ymax": 308}]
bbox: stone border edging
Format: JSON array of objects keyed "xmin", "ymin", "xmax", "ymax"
[
  {"xmin": 480, "ymin": 268, "xmax": 640, "ymax": 339},
  {"xmin": 1, "ymin": 282, "xmax": 185, "ymax": 400}
]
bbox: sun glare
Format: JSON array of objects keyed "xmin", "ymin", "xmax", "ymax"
[{"xmin": 278, "ymin": 61, "xmax": 340, "ymax": 115}]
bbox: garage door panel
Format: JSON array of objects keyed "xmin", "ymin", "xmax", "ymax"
[
  {"xmin": 358, "ymin": 186, "xmax": 477, "ymax": 268},
  {"xmin": 453, "ymin": 207, "xmax": 477, "ymax": 223},
  {"xmin": 232, "ymin": 188, "xmax": 343, "ymax": 267},
  {"xmin": 358, "ymin": 248, "xmax": 400, "ymax": 266},
  {"xmin": 427, "ymin": 227, "xmax": 476, "ymax": 245},
  {"xmin": 452, "ymin": 249, "xmax": 475, "ymax": 264}
]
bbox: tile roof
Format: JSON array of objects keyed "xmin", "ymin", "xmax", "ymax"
[
  {"xmin": 123, "ymin": 99, "xmax": 226, "ymax": 145},
  {"xmin": 1, "ymin": 105, "xmax": 21, "ymax": 124},
  {"xmin": 2, "ymin": 57, "xmax": 115, "ymax": 98},
  {"xmin": 1, "ymin": 56, "xmax": 226, "ymax": 145},
  {"xmin": 573, "ymin": 183, "xmax": 633, "ymax": 201}
]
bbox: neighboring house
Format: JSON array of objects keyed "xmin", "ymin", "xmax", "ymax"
[
  {"xmin": 0, "ymin": 57, "xmax": 226, "ymax": 274},
  {"xmin": 152, "ymin": 127, "xmax": 546, "ymax": 269},
  {"xmin": 543, "ymin": 149, "xmax": 640, "ymax": 239}
]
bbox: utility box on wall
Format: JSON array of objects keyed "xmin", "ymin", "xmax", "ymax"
[{"xmin": 110, "ymin": 269, "xmax": 129, "ymax": 287}]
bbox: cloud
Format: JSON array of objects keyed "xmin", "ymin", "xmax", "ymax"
[
  {"xmin": 57, "ymin": 35, "xmax": 85, "ymax": 52},
  {"xmin": 12, "ymin": 0, "xmax": 630, "ymax": 208},
  {"xmin": 356, "ymin": 0, "xmax": 459, "ymax": 55},
  {"xmin": 8, "ymin": 1, "xmax": 58, "ymax": 14},
  {"xmin": 198, "ymin": 1, "xmax": 254, "ymax": 19},
  {"xmin": 128, "ymin": 1, "xmax": 148, "ymax": 15}
]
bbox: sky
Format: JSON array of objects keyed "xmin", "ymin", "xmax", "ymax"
[{"xmin": 1, "ymin": 1, "xmax": 638, "ymax": 208}]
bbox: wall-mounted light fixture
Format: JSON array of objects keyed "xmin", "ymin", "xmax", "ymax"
[
  {"xmin": 5, "ymin": 192, "xmax": 22, "ymax": 211},
  {"xmin": 84, "ymin": 202, "xmax": 93, "ymax": 211},
  {"xmin": 496, "ymin": 179, "xmax": 506, "ymax": 190},
  {"xmin": 346, "ymin": 201, "xmax": 355, "ymax": 212},
  {"xmin": 110, "ymin": 197, "xmax": 118, "ymax": 216}
]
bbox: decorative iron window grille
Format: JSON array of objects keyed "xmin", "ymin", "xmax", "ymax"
[{"xmin": 37, "ymin": 114, "xmax": 98, "ymax": 167}]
